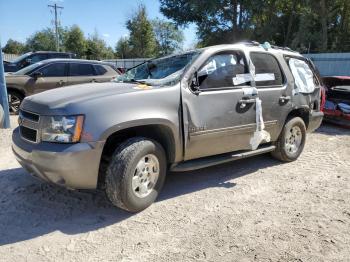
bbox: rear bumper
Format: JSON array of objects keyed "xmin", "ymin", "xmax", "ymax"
[
  {"xmin": 307, "ymin": 111, "xmax": 324, "ymax": 133},
  {"xmin": 12, "ymin": 127, "xmax": 104, "ymax": 189}
]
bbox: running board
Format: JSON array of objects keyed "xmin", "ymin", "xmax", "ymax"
[{"xmin": 170, "ymin": 145, "xmax": 276, "ymax": 172}]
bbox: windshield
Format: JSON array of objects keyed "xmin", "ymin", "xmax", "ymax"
[
  {"xmin": 11, "ymin": 52, "xmax": 32, "ymax": 63},
  {"xmin": 13, "ymin": 62, "xmax": 44, "ymax": 75},
  {"xmin": 115, "ymin": 51, "xmax": 200, "ymax": 86}
]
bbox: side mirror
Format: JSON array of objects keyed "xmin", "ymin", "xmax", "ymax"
[
  {"xmin": 31, "ymin": 72, "xmax": 43, "ymax": 79},
  {"xmin": 190, "ymin": 71, "xmax": 201, "ymax": 95}
]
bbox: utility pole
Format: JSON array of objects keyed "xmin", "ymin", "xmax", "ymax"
[{"xmin": 48, "ymin": 3, "xmax": 64, "ymax": 51}]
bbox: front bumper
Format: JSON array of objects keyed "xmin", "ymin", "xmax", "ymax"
[
  {"xmin": 307, "ymin": 111, "xmax": 324, "ymax": 133},
  {"xmin": 12, "ymin": 127, "xmax": 104, "ymax": 189}
]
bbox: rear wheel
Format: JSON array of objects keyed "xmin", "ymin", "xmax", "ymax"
[
  {"xmin": 271, "ymin": 117, "xmax": 306, "ymax": 162},
  {"xmin": 105, "ymin": 137, "xmax": 167, "ymax": 212},
  {"xmin": 8, "ymin": 90, "xmax": 24, "ymax": 115}
]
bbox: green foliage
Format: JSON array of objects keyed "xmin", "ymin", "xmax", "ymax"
[
  {"xmin": 115, "ymin": 37, "xmax": 133, "ymax": 58},
  {"xmin": 2, "ymin": 39, "xmax": 26, "ymax": 54},
  {"xmin": 25, "ymin": 28, "xmax": 57, "ymax": 51},
  {"xmin": 85, "ymin": 31, "xmax": 114, "ymax": 60},
  {"xmin": 160, "ymin": 0, "xmax": 350, "ymax": 52},
  {"xmin": 64, "ymin": 25, "xmax": 87, "ymax": 58},
  {"xmin": 152, "ymin": 18, "xmax": 184, "ymax": 56},
  {"xmin": 126, "ymin": 4, "xmax": 157, "ymax": 57}
]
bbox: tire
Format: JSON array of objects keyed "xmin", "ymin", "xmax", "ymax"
[
  {"xmin": 8, "ymin": 90, "xmax": 24, "ymax": 115},
  {"xmin": 271, "ymin": 117, "xmax": 306, "ymax": 162},
  {"xmin": 105, "ymin": 137, "xmax": 167, "ymax": 212}
]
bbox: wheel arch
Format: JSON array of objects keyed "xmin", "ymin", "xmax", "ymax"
[
  {"xmin": 286, "ymin": 107, "xmax": 310, "ymax": 129},
  {"xmin": 7, "ymin": 86, "xmax": 26, "ymax": 97},
  {"xmin": 98, "ymin": 123, "xmax": 178, "ymax": 188}
]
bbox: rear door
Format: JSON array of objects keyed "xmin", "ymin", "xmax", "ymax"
[
  {"xmin": 182, "ymin": 50, "xmax": 257, "ymax": 160},
  {"xmin": 93, "ymin": 64, "xmax": 119, "ymax": 82},
  {"xmin": 247, "ymin": 52, "xmax": 291, "ymax": 140},
  {"xmin": 31, "ymin": 62, "xmax": 68, "ymax": 94},
  {"xmin": 67, "ymin": 63, "xmax": 97, "ymax": 85}
]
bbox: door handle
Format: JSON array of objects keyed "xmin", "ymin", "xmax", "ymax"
[
  {"xmin": 57, "ymin": 80, "xmax": 64, "ymax": 86},
  {"xmin": 91, "ymin": 79, "xmax": 97, "ymax": 83},
  {"xmin": 238, "ymin": 98, "xmax": 256, "ymax": 109},
  {"xmin": 279, "ymin": 96, "xmax": 291, "ymax": 103}
]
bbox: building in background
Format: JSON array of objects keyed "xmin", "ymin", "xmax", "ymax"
[{"xmin": 304, "ymin": 53, "xmax": 350, "ymax": 77}]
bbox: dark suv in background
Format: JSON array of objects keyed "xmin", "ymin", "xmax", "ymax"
[
  {"xmin": 6, "ymin": 59, "xmax": 120, "ymax": 113},
  {"xmin": 3, "ymin": 51, "xmax": 76, "ymax": 72}
]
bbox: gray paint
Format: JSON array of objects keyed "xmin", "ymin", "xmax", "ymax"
[{"xmin": 12, "ymin": 44, "xmax": 323, "ymax": 189}]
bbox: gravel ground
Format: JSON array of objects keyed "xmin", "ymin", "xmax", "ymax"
[{"xmin": 0, "ymin": 116, "xmax": 349, "ymax": 262}]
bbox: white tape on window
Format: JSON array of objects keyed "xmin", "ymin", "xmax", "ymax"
[
  {"xmin": 233, "ymin": 74, "xmax": 252, "ymax": 85},
  {"xmin": 255, "ymin": 73, "xmax": 275, "ymax": 82},
  {"xmin": 233, "ymin": 73, "xmax": 275, "ymax": 86}
]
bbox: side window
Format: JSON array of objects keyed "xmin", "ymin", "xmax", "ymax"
[
  {"xmin": 37, "ymin": 63, "xmax": 66, "ymax": 77},
  {"xmin": 198, "ymin": 52, "xmax": 247, "ymax": 89},
  {"xmin": 250, "ymin": 52, "xmax": 284, "ymax": 87},
  {"xmin": 69, "ymin": 63, "xmax": 95, "ymax": 76},
  {"xmin": 93, "ymin": 65, "xmax": 108, "ymax": 75},
  {"xmin": 288, "ymin": 58, "xmax": 317, "ymax": 93},
  {"xmin": 30, "ymin": 54, "xmax": 48, "ymax": 64}
]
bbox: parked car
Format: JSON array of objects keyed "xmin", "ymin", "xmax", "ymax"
[
  {"xmin": 4, "ymin": 51, "xmax": 76, "ymax": 73},
  {"xmin": 12, "ymin": 42, "xmax": 323, "ymax": 212},
  {"xmin": 6, "ymin": 59, "xmax": 120, "ymax": 114},
  {"xmin": 322, "ymin": 76, "xmax": 350, "ymax": 127}
]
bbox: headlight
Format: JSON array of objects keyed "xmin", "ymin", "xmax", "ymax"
[{"xmin": 41, "ymin": 115, "xmax": 84, "ymax": 143}]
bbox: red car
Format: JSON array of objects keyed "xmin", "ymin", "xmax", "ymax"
[{"xmin": 322, "ymin": 76, "xmax": 350, "ymax": 128}]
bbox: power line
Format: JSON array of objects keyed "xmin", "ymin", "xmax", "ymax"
[{"xmin": 48, "ymin": 3, "xmax": 64, "ymax": 51}]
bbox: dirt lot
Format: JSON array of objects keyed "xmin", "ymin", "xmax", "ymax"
[{"xmin": 0, "ymin": 116, "xmax": 349, "ymax": 262}]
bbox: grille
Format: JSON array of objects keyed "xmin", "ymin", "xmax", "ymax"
[
  {"xmin": 19, "ymin": 110, "xmax": 40, "ymax": 143},
  {"xmin": 19, "ymin": 110, "xmax": 40, "ymax": 122},
  {"xmin": 20, "ymin": 126, "xmax": 38, "ymax": 143}
]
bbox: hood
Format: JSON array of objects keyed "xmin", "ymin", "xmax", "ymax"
[{"xmin": 21, "ymin": 82, "xmax": 156, "ymax": 113}]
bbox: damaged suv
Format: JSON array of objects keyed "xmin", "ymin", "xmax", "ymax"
[{"xmin": 12, "ymin": 42, "xmax": 323, "ymax": 212}]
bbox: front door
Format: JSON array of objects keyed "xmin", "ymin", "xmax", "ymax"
[
  {"xmin": 182, "ymin": 50, "xmax": 257, "ymax": 160},
  {"xmin": 31, "ymin": 62, "xmax": 68, "ymax": 94}
]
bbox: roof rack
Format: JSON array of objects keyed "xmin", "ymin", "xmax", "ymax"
[
  {"xmin": 270, "ymin": 45, "xmax": 298, "ymax": 53},
  {"xmin": 236, "ymin": 40, "xmax": 299, "ymax": 53},
  {"xmin": 237, "ymin": 41, "xmax": 260, "ymax": 46}
]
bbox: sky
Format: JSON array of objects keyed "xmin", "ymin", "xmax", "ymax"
[{"xmin": 0, "ymin": 0, "xmax": 197, "ymax": 49}]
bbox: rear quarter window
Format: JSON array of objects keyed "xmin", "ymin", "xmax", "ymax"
[
  {"xmin": 93, "ymin": 65, "xmax": 108, "ymax": 75},
  {"xmin": 250, "ymin": 52, "xmax": 284, "ymax": 87},
  {"xmin": 287, "ymin": 57, "xmax": 317, "ymax": 93}
]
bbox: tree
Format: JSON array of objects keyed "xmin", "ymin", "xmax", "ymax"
[
  {"xmin": 2, "ymin": 39, "xmax": 26, "ymax": 54},
  {"xmin": 115, "ymin": 36, "xmax": 133, "ymax": 58},
  {"xmin": 85, "ymin": 31, "xmax": 115, "ymax": 60},
  {"xmin": 64, "ymin": 25, "xmax": 87, "ymax": 58},
  {"xmin": 160, "ymin": 0, "xmax": 350, "ymax": 52},
  {"xmin": 160, "ymin": 0, "xmax": 254, "ymax": 46},
  {"xmin": 152, "ymin": 19, "xmax": 184, "ymax": 56},
  {"xmin": 126, "ymin": 4, "xmax": 157, "ymax": 57},
  {"xmin": 25, "ymin": 28, "xmax": 58, "ymax": 51}
]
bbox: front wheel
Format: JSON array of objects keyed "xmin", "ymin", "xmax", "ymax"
[
  {"xmin": 105, "ymin": 137, "xmax": 167, "ymax": 212},
  {"xmin": 8, "ymin": 90, "xmax": 24, "ymax": 115},
  {"xmin": 271, "ymin": 117, "xmax": 306, "ymax": 162}
]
